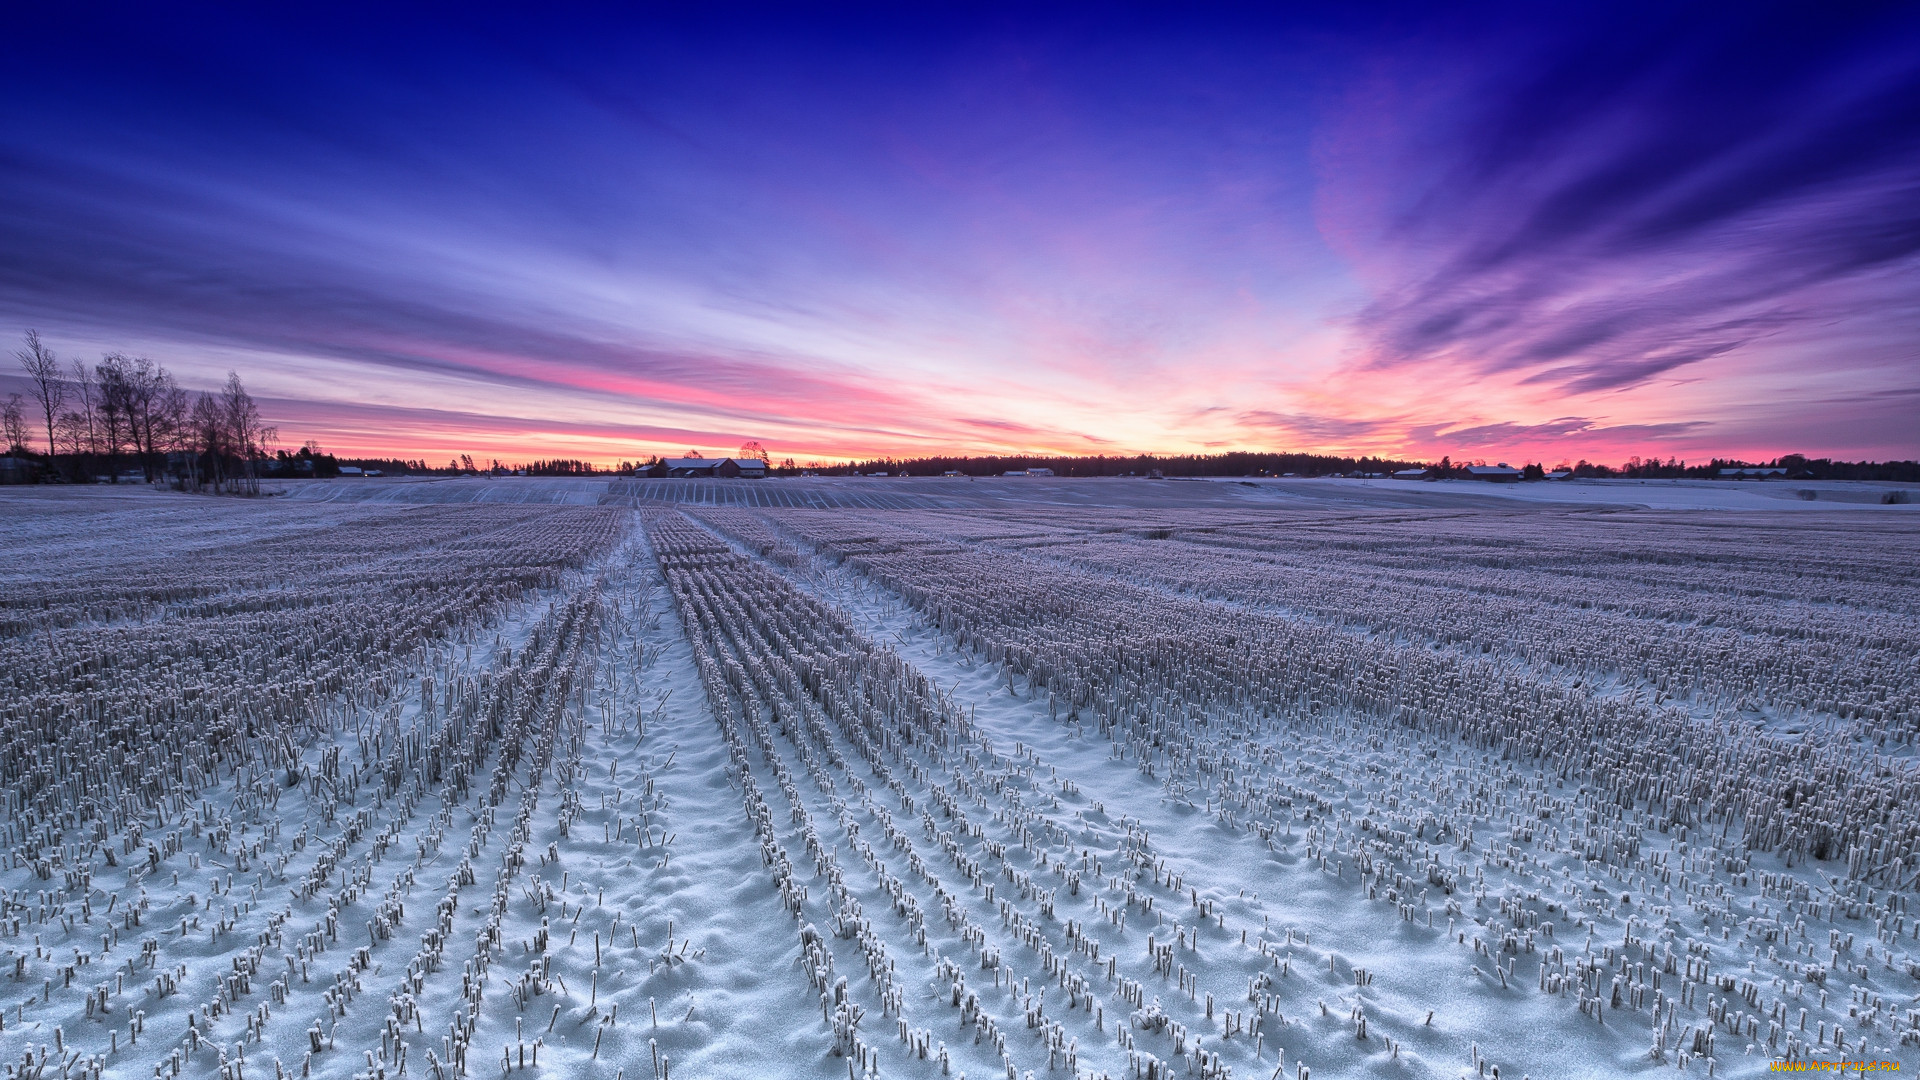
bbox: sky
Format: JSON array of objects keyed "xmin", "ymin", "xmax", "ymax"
[{"xmin": 2, "ymin": 3, "xmax": 1916, "ymax": 466}]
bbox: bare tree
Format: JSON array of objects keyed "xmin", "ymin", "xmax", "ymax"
[
  {"xmin": 56, "ymin": 409, "xmax": 90, "ymax": 458},
  {"xmin": 221, "ymin": 372, "xmax": 274, "ymax": 495},
  {"xmin": 65, "ymin": 358, "xmax": 98, "ymax": 457},
  {"xmin": 97, "ymin": 355, "xmax": 133, "ymax": 480},
  {"xmin": 154, "ymin": 378, "xmax": 189, "ymax": 485},
  {"xmin": 738, "ymin": 440, "xmax": 770, "ymax": 464},
  {"xmin": 148, "ymin": 380, "xmax": 192, "ymax": 489},
  {"xmin": 2, "ymin": 394, "xmax": 25, "ymax": 454},
  {"xmin": 111, "ymin": 355, "xmax": 159, "ymax": 481},
  {"xmin": 15, "ymin": 330, "xmax": 64, "ymax": 457},
  {"xmin": 190, "ymin": 391, "xmax": 226, "ymax": 492},
  {"xmin": 116, "ymin": 357, "xmax": 182, "ymax": 482}
]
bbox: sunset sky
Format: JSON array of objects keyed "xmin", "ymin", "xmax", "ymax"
[{"xmin": 3, "ymin": 4, "xmax": 1916, "ymax": 466}]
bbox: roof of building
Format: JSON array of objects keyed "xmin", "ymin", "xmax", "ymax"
[{"xmin": 660, "ymin": 457, "xmax": 767, "ymax": 473}]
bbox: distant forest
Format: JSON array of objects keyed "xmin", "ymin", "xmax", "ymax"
[
  {"xmin": 329, "ymin": 457, "xmax": 638, "ymax": 477},
  {"xmin": 1539, "ymin": 454, "xmax": 1920, "ymax": 482},
  {"xmin": 812, "ymin": 451, "xmax": 1920, "ymax": 481},
  {"xmin": 816, "ymin": 451, "xmax": 1416, "ymax": 477}
]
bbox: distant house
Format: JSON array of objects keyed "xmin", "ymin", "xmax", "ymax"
[
  {"xmin": 338, "ymin": 466, "xmax": 364, "ymax": 476},
  {"xmin": 661, "ymin": 458, "xmax": 748, "ymax": 478},
  {"xmin": 1003, "ymin": 469, "xmax": 1027, "ymax": 476},
  {"xmin": 660, "ymin": 458, "xmax": 714, "ymax": 477},
  {"xmin": 1718, "ymin": 467, "xmax": 1787, "ymax": 478},
  {"xmin": 734, "ymin": 458, "xmax": 769, "ymax": 478},
  {"xmin": 1546, "ymin": 470, "xmax": 1572, "ymax": 480},
  {"xmin": 0, "ymin": 457, "xmax": 38, "ymax": 485},
  {"xmin": 1026, "ymin": 467, "xmax": 1054, "ymax": 476},
  {"xmin": 1463, "ymin": 463, "xmax": 1523, "ymax": 482},
  {"xmin": 1393, "ymin": 468, "xmax": 1429, "ymax": 480},
  {"xmin": 942, "ymin": 470, "xmax": 963, "ymax": 477}
]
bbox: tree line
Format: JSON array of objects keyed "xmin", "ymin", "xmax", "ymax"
[
  {"xmin": 1566, "ymin": 453, "xmax": 1920, "ymax": 482},
  {"xmin": 817, "ymin": 450, "xmax": 1418, "ymax": 477},
  {"xmin": 9, "ymin": 330, "xmax": 275, "ymax": 492},
  {"xmin": 820, "ymin": 450, "xmax": 1920, "ymax": 482}
]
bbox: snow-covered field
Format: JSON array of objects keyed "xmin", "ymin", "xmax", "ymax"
[
  {"xmin": 272, "ymin": 477, "xmax": 609, "ymax": 505},
  {"xmin": 256, "ymin": 472, "xmax": 1920, "ymax": 514},
  {"xmin": 3, "ymin": 488, "xmax": 1917, "ymax": 1080}
]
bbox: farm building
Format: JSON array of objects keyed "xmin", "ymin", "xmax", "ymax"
[
  {"xmin": 1393, "ymin": 468, "xmax": 1430, "ymax": 480},
  {"xmin": 0, "ymin": 456, "xmax": 39, "ymax": 484},
  {"xmin": 1463, "ymin": 463, "xmax": 1523, "ymax": 482},
  {"xmin": 654, "ymin": 457, "xmax": 746, "ymax": 478},
  {"xmin": 642, "ymin": 457, "xmax": 770, "ymax": 478}
]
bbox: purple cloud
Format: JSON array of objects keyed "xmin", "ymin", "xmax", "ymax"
[{"xmin": 1332, "ymin": 5, "xmax": 1920, "ymax": 399}]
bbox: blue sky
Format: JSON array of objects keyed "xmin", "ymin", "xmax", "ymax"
[{"xmin": 3, "ymin": 3, "xmax": 1915, "ymax": 464}]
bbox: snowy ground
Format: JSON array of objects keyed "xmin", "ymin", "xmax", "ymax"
[
  {"xmin": 244, "ymin": 472, "xmax": 1920, "ymax": 513},
  {"xmin": 270, "ymin": 477, "xmax": 609, "ymax": 505},
  {"xmin": 1256, "ymin": 476, "xmax": 1920, "ymax": 512},
  {"xmin": 795, "ymin": 560, "xmax": 1857, "ymax": 1079},
  {"xmin": 2, "ymin": 490, "xmax": 1915, "ymax": 1080}
]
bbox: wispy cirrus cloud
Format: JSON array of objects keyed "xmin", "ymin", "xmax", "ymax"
[
  {"xmin": 1407, "ymin": 417, "xmax": 1709, "ymax": 450},
  {"xmin": 1233, "ymin": 410, "xmax": 1394, "ymax": 443},
  {"xmin": 1324, "ymin": 5, "xmax": 1920, "ymax": 405}
]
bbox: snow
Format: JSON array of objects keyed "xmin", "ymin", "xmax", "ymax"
[
  {"xmin": 15, "ymin": 471, "xmax": 1917, "ymax": 515},
  {"xmin": 1270, "ymin": 476, "xmax": 1920, "ymax": 511},
  {"xmin": 2, "ymin": 489, "xmax": 1915, "ymax": 1080},
  {"xmin": 802, "ymin": 563, "xmax": 1700, "ymax": 1079},
  {"xmin": 621, "ymin": 474, "xmax": 1920, "ymax": 513},
  {"xmin": 272, "ymin": 477, "xmax": 610, "ymax": 505}
]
